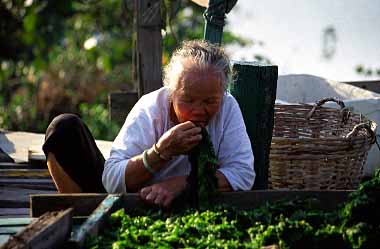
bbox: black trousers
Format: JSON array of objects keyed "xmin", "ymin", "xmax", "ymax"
[{"xmin": 42, "ymin": 114, "xmax": 106, "ymax": 193}]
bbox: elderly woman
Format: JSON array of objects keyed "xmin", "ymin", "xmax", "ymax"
[{"xmin": 43, "ymin": 40, "xmax": 255, "ymax": 207}]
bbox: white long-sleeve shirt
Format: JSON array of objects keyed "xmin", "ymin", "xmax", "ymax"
[{"xmin": 103, "ymin": 87, "xmax": 255, "ymax": 193}]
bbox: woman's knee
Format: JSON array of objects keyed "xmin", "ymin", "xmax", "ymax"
[
  {"xmin": 49, "ymin": 113, "xmax": 82, "ymax": 129},
  {"xmin": 45, "ymin": 113, "xmax": 84, "ymax": 136}
]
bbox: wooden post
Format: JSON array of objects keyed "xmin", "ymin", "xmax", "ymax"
[
  {"xmin": 108, "ymin": 92, "xmax": 138, "ymax": 127},
  {"xmin": 229, "ymin": 62, "xmax": 278, "ymax": 190},
  {"xmin": 134, "ymin": 0, "xmax": 163, "ymax": 97},
  {"xmin": 203, "ymin": 0, "xmax": 237, "ymax": 44}
]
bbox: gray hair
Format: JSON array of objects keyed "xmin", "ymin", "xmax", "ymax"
[{"xmin": 163, "ymin": 40, "xmax": 230, "ymax": 94}]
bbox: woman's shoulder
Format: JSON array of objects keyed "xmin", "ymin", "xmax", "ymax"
[
  {"xmin": 221, "ymin": 91, "xmax": 239, "ymax": 111},
  {"xmin": 126, "ymin": 87, "xmax": 170, "ymax": 127}
]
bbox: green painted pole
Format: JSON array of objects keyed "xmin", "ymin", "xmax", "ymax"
[
  {"xmin": 229, "ymin": 62, "xmax": 278, "ymax": 190},
  {"xmin": 203, "ymin": 0, "xmax": 237, "ymax": 45}
]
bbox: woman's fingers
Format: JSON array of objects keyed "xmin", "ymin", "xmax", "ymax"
[
  {"xmin": 139, "ymin": 186, "xmax": 151, "ymax": 199},
  {"xmin": 176, "ymin": 120, "xmax": 198, "ymax": 130},
  {"xmin": 139, "ymin": 186, "xmax": 174, "ymax": 207},
  {"xmin": 145, "ymin": 190, "xmax": 158, "ymax": 201},
  {"xmin": 157, "ymin": 121, "xmax": 203, "ymax": 157}
]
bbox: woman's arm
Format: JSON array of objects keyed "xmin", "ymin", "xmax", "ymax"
[
  {"xmin": 124, "ymin": 146, "xmax": 167, "ymax": 192},
  {"xmin": 215, "ymin": 95, "xmax": 255, "ymax": 191},
  {"xmin": 216, "ymin": 170, "xmax": 233, "ymax": 191},
  {"xmin": 125, "ymin": 121, "xmax": 202, "ymax": 192}
]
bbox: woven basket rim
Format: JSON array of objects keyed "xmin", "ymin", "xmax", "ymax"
[{"xmin": 272, "ymin": 135, "xmax": 372, "ymax": 142}]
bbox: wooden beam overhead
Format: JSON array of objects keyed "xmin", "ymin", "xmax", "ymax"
[{"xmin": 190, "ymin": 0, "xmax": 209, "ymax": 7}]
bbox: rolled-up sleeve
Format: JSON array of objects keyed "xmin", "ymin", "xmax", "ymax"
[
  {"xmin": 102, "ymin": 107, "xmax": 155, "ymax": 193},
  {"xmin": 217, "ymin": 96, "xmax": 255, "ymax": 190}
]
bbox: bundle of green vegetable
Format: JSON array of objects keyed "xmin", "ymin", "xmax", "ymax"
[
  {"xmin": 186, "ymin": 127, "xmax": 219, "ymax": 209},
  {"xmin": 85, "ymin": 170, "xmax": 380, "ymax": 248}
]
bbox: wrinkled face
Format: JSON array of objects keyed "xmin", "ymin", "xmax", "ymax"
[{"xmin": 171, "ymin": 67, "xmax": 223, "ymax": 127}]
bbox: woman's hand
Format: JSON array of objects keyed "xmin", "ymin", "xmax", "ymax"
[
  {"xmin": 139, "ymin": 176, "xmax": 187, "ymax": 207},
  {"xmin": 156, "ymin": 121, "xmax": 202, "ymax": 159}
]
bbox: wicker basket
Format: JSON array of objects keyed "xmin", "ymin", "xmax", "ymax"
[{"xmin": 269, "ymin": 98, "xmax": 377, "ymax": 190}]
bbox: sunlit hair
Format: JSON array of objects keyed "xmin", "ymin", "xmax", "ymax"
[{"xmin": 163, "ymin": 40, "xmax": 230, "ymax": 96}]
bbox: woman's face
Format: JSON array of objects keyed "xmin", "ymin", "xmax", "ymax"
[{"xmin": 171, "ymin": 68, "xmax": 223, "ymax": 128}]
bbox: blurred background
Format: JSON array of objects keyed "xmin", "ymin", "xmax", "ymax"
[
  {"xmin": 226, "ymin": 0, "xmax": 380, "ymax": 81},
  {"xmin": 1, "ymin": 0, "xmax": 379, "ymax": 141}
]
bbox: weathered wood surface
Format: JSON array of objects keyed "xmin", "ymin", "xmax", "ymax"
[
  {"xmin": 343, "ymin": 80, "xmax": 380, "ymax": 94},
  {"xmin": 230, "ymin": 62, "xmax": 278, "ymax": 190},
  {"xmin": 0, "ymin": 217, "xmax": 34, "ymax": 247},
  {"xmin": 1, "ymin": 208, "xmax": 73, "ymax": 249},
  {"xmin": 0, "ymin": 217, "xmax": 34, "ymax": 245},
  {"xmin": 0, "ymin": 186, "xmax": 56, "ymax": 217},
  {"xmin": 31, "ymin": 194, "xmax": 108, "ymax": 218},
  {"xmin": 0, "ymin": 131, "xmax": 46, "ymax": 164},
  {"xmin": 109, "ymin": 92, "xmax": 139, "ymax": 127},
  {"xmin": 0, "ymin": 209, "xmax": 30, "ymax": 218},
  {"xmin": 0, "ymin": 178, "xmax": 55, "ymax": 191},
  {"xmin": 30, "ymin": 190, "xmax": 353, "ymax": 218},
  {"xmin": 134, "ymin": 0, "xmax": 162, "ymax": 97},
  {"xmin": 0, "ymin": 162, "xmax": 33, "ymax": 169},
  {"xmin": 0, "ymin": 218, "xmax": 33, "ymax": 226},
  {"xmin": 0, "ymin": 131, "xmax": 112, "ymax": 218},
  {"xmin": 0, "ymin": 163, "xmax": 56, "ymax": 217},
  {"xmin": 69, "ymin": 195, "xmax": 122, "ymax": 247},
  {"xmin": 0, "ymin": 131, "xmax": 112, "ymax": 164},
  {"xmin": 0, "ymin": 169, "xmax": 50, "ymax": 178},
  {"xmin": 0, "ymin": 187, "xmax": 56, "ymax": 208},
  {"xmin": 203, "ymin": 0, "xmax": 237, "ymax": 45}
]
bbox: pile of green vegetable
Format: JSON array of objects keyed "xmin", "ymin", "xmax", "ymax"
[{"xmin": 85, "ymin": 172, "xmax": 380, "ymax": 249}]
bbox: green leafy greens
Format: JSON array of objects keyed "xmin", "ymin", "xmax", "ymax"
[
  {"xmin": 85, "ymin": 164, "xmax": 380, "ymax": 249},
  {"xmin": 186, "ymin": 127, "xmax": 219, "ymax": 209}
]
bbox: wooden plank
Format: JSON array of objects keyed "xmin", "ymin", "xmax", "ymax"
[
  {"xmin": 0, "ymin": 218, "xmax": 33, "ymax": 226},
  {"xmin": 230, "ymin": 62, "xmax": 278, "ymax": 190},
  {"xmin": 0, "ymin": 183, "xmax": 55, "ymax": 191},
  {"xmin": 342, "ymin": 80, "xmax": 380, "ymax": 94},
  {"xmin": 0, "ymin": 163, "xmax": 32, "ymax": 169},
  {"xmin": 212, "ymin": 190, "xmax": 353, "ymax": 210},
  {"xmin": 135, "ymin": 0, "xmax": 162, "ymax": 97},
  {"xmin": 1, "ymin": 208, "xmax": 73, "ymax": 249},
  {"xmin": 108, "ymin": 92, "xmax": 138, "ymax": 127},
  {"xmin": 0, "ymin": 235, "xmax": 11, "ymax": 246},
  {"xmin": 0, "ymin": 226, "xmax": 25, "ymax": 234},
  {"xmin": 69, "ymin": 195, "xmax": 122, "ymax": 247},
  {"xmin": 116, "ymin": 190, "xmax": 353, "ymax": 211},
  {"xmin": 0, "ymin": 209, "xmax": 30, "ymax": 217},
  {"xmin": 0, "ymin": 178, "xmax": 54, "ymax": 185},
  {"xmin": 0, "ymin": 186, "xmax": 56, "ymax": 208},
  {"xmin": 0, "ymin": 200, "xmax": 29, "ymax": 209},
  {"xmin": 30, "ymin": 194, "xmax": 108, "ymax": 218},
  {"xmin": 0, "ymin": 169, "xmax": 50, "ymax": 178},
  {"xmin": 31, "ymin": 190, "xmax": 355, "ymax": 218},
  {"xmin": 0, "ymin": 131, "xmax": 45, "ymax": 164},
  {"xmin": 1, "ymin": 131, "xmax": 112, "ymax": 167}
]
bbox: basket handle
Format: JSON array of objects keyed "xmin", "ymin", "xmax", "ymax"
[
  {"xmin": 306, "ymin": 97, "xmax": 350, "ymax": 124},
  {"xmin": 345, "ymin": 122, "xmax": 376, "ymax": 144}
]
